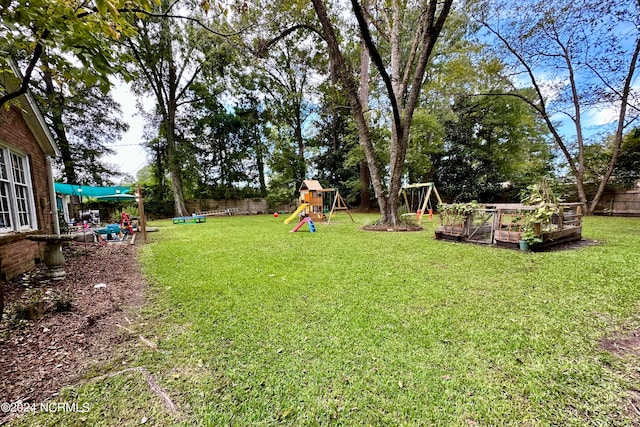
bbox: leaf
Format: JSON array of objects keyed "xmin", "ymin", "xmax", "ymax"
[{"xmin": 95, "ymin": 0, "xmax": 107, "ymax": 15}]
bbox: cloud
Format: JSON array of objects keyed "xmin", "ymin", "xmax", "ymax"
[{"xmin": 584, "ymin": 105, "xmax": 619, "ymax": 127}]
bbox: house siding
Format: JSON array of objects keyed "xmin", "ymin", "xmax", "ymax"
[{"xmin": 0, "ymin": 105, "xmax": 53, "ymax": 280}]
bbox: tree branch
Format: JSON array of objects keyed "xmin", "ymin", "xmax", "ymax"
[
  {"xmin": 0, "ymin": 29, "xmax": 49, "ymax": 108},
  {"xmin": 253, "ymin": 24, "xmax": 324, "ymax": 57},
  {"xmin": 350, "ymin": 0, "xmax": 402, "ymax": 137},
  {"xmin": 478, "ymin": 18, "xmax": 580, "ymax": 177}
]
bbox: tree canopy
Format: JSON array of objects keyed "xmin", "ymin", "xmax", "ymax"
[
  {"xmin": 3, "ymin": 0, "xmax": 638, "ymax": 219},
  {"xmin": 0, "ymin": 0, "xmax": 157, "ymax": 108}
]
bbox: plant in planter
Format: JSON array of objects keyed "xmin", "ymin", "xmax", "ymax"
[
  {"xmin": 518, "ymin": 227, "xmax": 543, "ymax": 251},
  {"xmin": 521, "ymin": 178, "xmax": 563, "ymax": 235},
  {"xmin": 520, "ymin": 227, "xmax": 543, "ymax": 245},
  {"xmin": 437, "ymin": 201, "xmax": 480, "ymax": 235}
]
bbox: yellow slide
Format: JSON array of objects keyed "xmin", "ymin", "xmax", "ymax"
[{"xmin": 284, "ymin": 203, "xmax": 309, "ymax": 224}]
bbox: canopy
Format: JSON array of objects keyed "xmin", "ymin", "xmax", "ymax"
[
  {"xmin": 54, "ymin": 182, "xmax": 132, "ymax": 197},
  {"xmin": 94, "ymin": 193, "xmax": 137, "ymax": 202}
]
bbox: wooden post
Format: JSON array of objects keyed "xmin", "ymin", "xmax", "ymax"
[
  {"xmin": 327, "ymin": 190, "xmax": 354, "ymax": 224},
  {"xmin": 417, "ymin": 185, "xmax": 433, "ymax": 224},
  {"xmin": 137, "ymin": 184, "xmax": 148, "ymax": 244}
]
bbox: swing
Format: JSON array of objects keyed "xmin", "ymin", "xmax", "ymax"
[{"xmin": 399, "ymin": 183, "xmax": 443, "ymax": 224}]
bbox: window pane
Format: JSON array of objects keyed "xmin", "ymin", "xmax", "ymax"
[
  {"xmin": 0, "ymin": 182, "xmax": 11, "ymax": 228},
  {"xmin": 0, "ymin": 149, "xmax": 35, "ymax": 231},
  {"xmin": 14, "ymin": 184, "xmax": 30, "ymax": 227},
  {"xmin": 0, "ymin": 150, "xmax": 7, "ymax": 180},
  {"xmin": 11, "ymin": 153, "xmax": 26, "ymax": 184}
]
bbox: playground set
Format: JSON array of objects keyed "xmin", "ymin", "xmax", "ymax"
[
  {"xmin": 285, "ymin": 180, "xmax": 354, "ymax": 232},
  {"xmin": 399, "ymin": 182, "xmax": 442, "ymax": 224}
]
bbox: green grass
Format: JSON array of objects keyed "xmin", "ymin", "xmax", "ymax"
[{"xmin": 12, "ymin": 214, "xmax": 640, "ymax": 426}]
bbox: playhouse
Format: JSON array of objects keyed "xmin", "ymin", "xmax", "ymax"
[
  {"xmin": 297, "ymin": 179, "xmax": 326, "ymax": 221},
  {"xmin": 284, "ymin": 179, "xmax": 354, "ymax": 225}
]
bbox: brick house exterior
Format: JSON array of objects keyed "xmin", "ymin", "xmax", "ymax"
[{"xmin": 1, "ymin": 67, "xmax": 60, "ymax": 280}]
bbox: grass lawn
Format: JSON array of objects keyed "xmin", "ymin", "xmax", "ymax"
[{"xmin": 15, "ymin": 214, "xmax": 640, "ymax": 426}]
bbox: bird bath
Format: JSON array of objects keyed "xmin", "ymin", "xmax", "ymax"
[{"xmin": 27, "ymin": 234, "xmax": 76, "ymax": 280}]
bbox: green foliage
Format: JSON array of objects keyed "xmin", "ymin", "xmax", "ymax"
[
  {"xmin": 51, "ymin": 290, "xmax": 73, "ymax": 313},
  {"xmin": 579, "ymin": 129, "xmax": 640, "ymax": 192},
  {"xmin": 520, "ymin": 227, "xmax": 542, "ymax": 245},
  {"xmin": 138, "ymin": 182, "xmax": 174, "ymax": 218},
  {"xmin": 405, "ymin": 109, "xmax": 445, "ymax": 183},
  {"xmin": 186, "ymin": 86, "xmax": 267, "ymax": 200},
  {"xmin": 435, "ymin": 94, "xmax": 552, "ymax": 202},
  {"xmin": 521, "ymin": 177, "xmax": 562, "ymax": 225},
  {"xmin": 438, "ymin": 201, "xmax": 480, "ymax": 227},
  {"xmin": 37, "ymin": 79, "xmax": 130, "ymax": 185},
  {"xmin": 8, "ymin": 290, "xmax": 45, "ymax": 322},
  {"xmin": 0, "ymin": 0, "xmax": 157, "ymax": 106}
]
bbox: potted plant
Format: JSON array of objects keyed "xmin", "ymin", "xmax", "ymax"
[
  {"xmin": 519, "ymin": 227, "xmax": 542, "ymax": 251},
  {"xmin": 521, "ymin": 178, "xmax": 563, "ymax": 238},
  {"xmin": 434, "ymin": 227, "xmax": 444, "ymax": 240}
]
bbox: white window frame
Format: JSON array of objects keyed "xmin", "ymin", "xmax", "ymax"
[{"xmin": 0, "ymin": 143, "xmax": 38, "ymax": 234}]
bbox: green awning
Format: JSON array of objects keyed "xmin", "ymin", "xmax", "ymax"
[{"xmin": 54, "ymin": 182, "xmax": 133, "ymax": 197}]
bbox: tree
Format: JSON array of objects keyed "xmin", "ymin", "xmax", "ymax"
[
  {"xmin": 33, "ymin": 69, "xmax": 129, "ymax": 185},
  {"xmin": 474, "ymin": 0, "xmax": 640, "ymax": 214},
  {"xmin": 435, "ymin": 93, "xmax": 552, "ymax": 201},
  {"xmin": 310, "ymin": 0, "xmax": 454, "ymax": 225},
  {"xmin": 124, "ymin": 0, "xmax": 231, "ymax": 216},
  {"xmin": 614, "ymin": 129, "xmax": 640, "ymax": 188},
  {"xmin": 581, "ymin": 128, "xmax": 640, "ymax": 191},
  {"xmin": 311, "ymin": 90, "xmax": 360, "ymax": 204},
  {"xmin": 187, "ymin": 85, "xmax": 263, "ymax": 199},
  {"xmin": 0, "ymin": 0, "xmax": 156, "ymax": 109}
]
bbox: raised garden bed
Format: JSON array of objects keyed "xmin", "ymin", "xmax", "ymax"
[{"xmin": 436, "ymin": 202, "xmax": 583, "ymax": 250}]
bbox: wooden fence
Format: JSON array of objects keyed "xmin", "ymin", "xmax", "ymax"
[
  {"xmin": 594, "ymin": 189, "xmax": 640, "ymax": 216},
  {"xmin": 185, "ymin": 198, "xmax": 297, "ymax": 215}
]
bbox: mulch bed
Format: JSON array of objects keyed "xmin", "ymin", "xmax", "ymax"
[
  {"xmin": 0, "ymin": 240, "xmax": 147, "ymax": 423},
  {"xmin": 360, "ymin": 219, "xmax": 423, "ymax": 232}
]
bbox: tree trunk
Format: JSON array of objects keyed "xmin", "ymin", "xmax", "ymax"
[
  {"xmin": 587, "ymin": 38, "xmax": 640, "ymax": 215},
  {"xmin": 295, "ymin": 118, "xmax": 306, "ymax": 185},
  {"xmin": 358, "ymin": 161, "xmax": 371, "ymax": 210},
  {"xmin": 165, "ymin": 118, "xmax": 188, "ymax": 216},
  {"xmin": 256, "ymin": 139, "xmax": 267, "ymax": 197},
  {"xmin": 42, "ymin": 67, "xmax": 78, "ymax": 184},
  {"xmin": 358, "ymin": 1, "xmax": 372, "ymax": 211},
  {"xmin": 0, "ymin": 276, "xmax": 4, "ymax": 321},
  {"xmin": 165, "ymin": 68, "xmax": 188, "ymax": 216},
  {"xmin": 311, "ymin": 0, "xmax": 452, "ymax": 226}
]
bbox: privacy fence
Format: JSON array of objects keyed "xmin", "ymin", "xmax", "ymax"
[{"xmin": 594, "ymin": 189, "xmax": 640, "ymax": 216}]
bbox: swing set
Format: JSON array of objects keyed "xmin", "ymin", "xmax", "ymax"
[
  {"xmin": 399, "ymin": 182, "xmax": 442, "ymax": 224},
  {"xmin": 321, "ymin": 188, "xmax": 354, "ymax": 224}
]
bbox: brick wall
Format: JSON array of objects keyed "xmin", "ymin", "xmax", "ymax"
[{"xmin": 0, "ymin": 105, "xmax": 53, "ymax": 280}]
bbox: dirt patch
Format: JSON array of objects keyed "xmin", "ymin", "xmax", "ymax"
[
  {"xmin": 600, "ymin": 330, "xmax": 640, "ymax": 358},
  {"xmin": 538, "ymin": 238, "xmax": 601, "ymax": 252},
  {"xmin": 360, "ymin": 219, "xmax": 423, "ymax": 232},
  {"xmin": 600, "ymin": 329, "xmax": 640, "ymax": 425},
  {"xmin": 0, "ymin": 240, "xmax": 147, "ymax": 422}
]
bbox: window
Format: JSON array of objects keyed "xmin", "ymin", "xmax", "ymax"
[{"xmin": 0, "ymin": 146, "xmax": 38, "ymax": 233}]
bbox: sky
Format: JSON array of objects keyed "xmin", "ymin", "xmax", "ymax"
[{"xmin": 103, "ymin": 81, "xmax": 151, "ymax": 180}]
